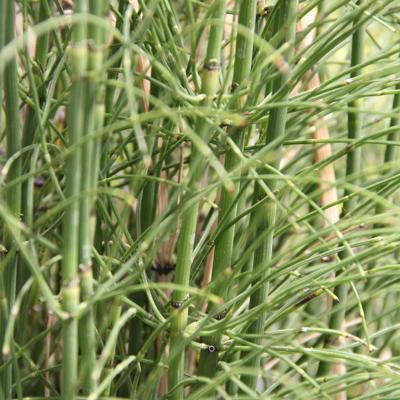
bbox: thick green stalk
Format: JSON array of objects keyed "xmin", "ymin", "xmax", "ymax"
[
  {"xmin": 62, "ymin": 1, "xmax": 88, "ymax": 398},
  {"xmin": 243, "ymin": 0, "xmax": 298, "ymax": 390},
  {"xmin": 79, "ymin": 0, "xmax": 109, "ymax": 395},
  {"xmin": 196, "ymin": 0, "xmax": 258, "ymax": 381},
  {"xmin": 168, "ymin": 2, "xmax": 226, "ymax": 398},
  {"xmin": 1, "ymin": 1, "xmax": 21, "ymax": 397},
  {"xmin": 318, "ymin": 0, "xmax": 364, "ymax": 379}
]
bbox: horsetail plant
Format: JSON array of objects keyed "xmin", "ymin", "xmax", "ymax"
[{"xmin": 2, "ymin": 1, "xmax": 400, "ymax": 399}]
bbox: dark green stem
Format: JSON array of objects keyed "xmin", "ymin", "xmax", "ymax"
[{"xmin": 1, "ymin": 1, "xmax": 22, "ymax": 397}]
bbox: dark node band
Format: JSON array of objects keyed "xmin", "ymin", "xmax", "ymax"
[
  {"xmin": 231, "ymin": 81, "xmax": 239, "ymax": 92},
  {"xmin": 152, "ymin": 262, "xmax": 175, "ymax": 275},
  {"xmin": 203, "ymin": 60, "xmax": 220, "ymax": 71},
  {"xmin": 171, "ymin": 294, "xmax": 190, "ymax": 309}
]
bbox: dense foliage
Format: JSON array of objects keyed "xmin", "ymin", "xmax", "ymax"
[{"xmin": 1, "ymin": 0, "xmax": 400, "ymax": 399}]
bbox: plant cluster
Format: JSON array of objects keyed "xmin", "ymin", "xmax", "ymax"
[{"xmin": 1, "ymin": 0, "xmax": 400, "ymax": 399}]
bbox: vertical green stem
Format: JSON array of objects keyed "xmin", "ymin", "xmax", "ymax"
[
  {"xmin": 1, "ymin": 1, "xmax": 21, "ymax": 397},
  {"xmin": 3, "ymin": 0, "xmax": 21, "ymax": 252},
  {"xmin": 79, "ymin": 0, "xmax": 109, "ymax": 395},
  {"xmin": 62, "ymin": 1, "xmax": 88, "ymax": 398},
  {"xmin": 318, "ymin": 0, "xmax": 364, "ymax": 379},
  {"xmin": 196, "ymin": 0, "xmax": 258, "ymax": 382},
  {"xmin": 168, "ymin": 2, "xmax": 226, "ymax": 398},
  {"xmin": 243, "ymin": 0, "xmax": 298, "ymax": 391}
]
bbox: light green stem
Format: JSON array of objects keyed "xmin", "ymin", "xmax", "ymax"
[
  {"xmin": 62, "ymin": 1, "xmax": 88, "ymax": 398},
  {"xmin": 79, "ymin": 0, "xmax": 109, "ymax": 394}
]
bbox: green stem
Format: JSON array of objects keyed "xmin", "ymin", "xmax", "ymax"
[
  {"xmin": 62, "ymin": 1, "xmax": 88, "ymax": 398},
  {"xmin": 3, "ymin": 0, "xmax": 21, "ymax": 246},
  {"xmin": 79, "ymin": 0, "xmax": 109, "ymax": 395},
  {"xmin": 168, "ymin": 2, "xmax": 226, "ymax": 398},
  {"xmin": 318, "ymin": 0, "xmax": 365, "ymax": 378},
  {"xmin": 196, "ymin": 0, "xmax": 258, "ymax": 383},
  {"xmin": 242, "ymin": 0, "xmax": 298, "ymax": 391},
  {"xmin": 1, "ymin": 1, "xmax": 22, "ymax": 397}
]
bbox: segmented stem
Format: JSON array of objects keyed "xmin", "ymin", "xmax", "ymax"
[
  {"xmin": 79, "ymin": 0, "xmax": 110, "ymax": 395},
  {"xmin": 62, "ymin": 1, "xmax": 88, "ymax": 398},
  {"xmin": 168, "ymin": 2, "xmax": 226, "ymax": 398}
]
